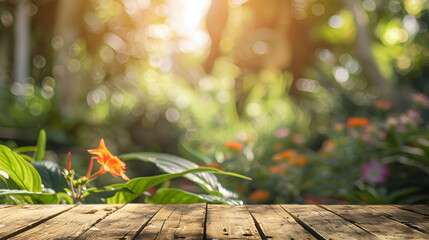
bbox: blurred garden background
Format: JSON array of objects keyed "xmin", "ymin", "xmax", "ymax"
[{"xmin": 1, "ymin": 0, "xmax": 429, "ymax": 204}]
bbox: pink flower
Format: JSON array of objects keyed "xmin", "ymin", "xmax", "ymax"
[
  {"xmin": 361, "ymin": 160, "xmax": 389, "ymax": 184},
  {"xmin": 276, "ymin": 128, "xmax": 290, "ymax": 138},
  {"xmin": 412, "ymin": 93, "xmax": 429, "ymax": 108},
  {"xmin": 292, "ymin": 134, "xmax": 305, "ymax": 143}
]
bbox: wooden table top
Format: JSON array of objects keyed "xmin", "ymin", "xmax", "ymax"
[{"xmin": 0, "ymin": 204, "xmax": 428, "ymax": 239}]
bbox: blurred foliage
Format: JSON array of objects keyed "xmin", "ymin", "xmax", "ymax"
[{"xmin": 0, "ymin": 0, "xmax": 429, "ymax": 203}]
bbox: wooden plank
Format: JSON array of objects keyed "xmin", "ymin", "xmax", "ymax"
[
  {"xmin": 205, "ymin": 204, "xmax": 261, "ymax": 240},
  {"xmin": 324, "ymin": 205, "xmax": 429, "ymax": 240},
  {"xmin": 368, "ymin": 205, "xmax": 429, "ymax": 234},
  {"xmin": 282, "ymin": 204, "xmax": 377, "ymax": 240},
  {"xmin": 77, "ymin": 204, "xmax": 162, "ymax": 240},
  {"xmin": 167, "ymin": 203, "xmax": 206, "ymax": 240},
  {"xmin": 9, "ymin": 204, "xmax": 123, "ymax": 240},
  {"xmin": 135, "ymin": 203, "xmax": 206, "ymax": 240},
  {"xmin": 398, "ymin": 205, "xmax": 429, "ymax": 216},
  {"xmin": 0, "ymin": 204, "xmax": 74, "ymax": 239},
  {"xmin": 0, "ymin": 205, "xmax": 13, "ymax": 209},
  {"xmin": 247, "ymin": 205, "xmax": 315, "ymax": 240}
]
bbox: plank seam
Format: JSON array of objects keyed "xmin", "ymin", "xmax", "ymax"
[
  {"xmin": 0, "ymin": 205, "xmax": 77, "ymax": 240},
  {"xmin": 397, "ymin": 206, "xmax": 429, "ymax": 217},
  {"xmin": 280, "ymin": 205, "xmax": 326, "ymax": 240},
  {"xmin": 150, "ymin": 206, "xmax": 176, "ymax": 239},
  {"xmin": 317, "ymin": 205, "xmax": 377, "ymax": 237},
  {"xmin": 74, "ymin": 204, "xmax": 125, "ymax": 239},
  {"xmin": 203, "ymin": 203, "xmax": 208, "ymax": 240},
  {"xmin": 384, "ymin": 213, "xmax": 427, "ymax": 234},
  {"xmin": 131, "ymin": 205, "xmax": 164, "ymax": 239},
  {"xmin": 248, "ymin": 210, "xmax": 268, "ymax": 240}
]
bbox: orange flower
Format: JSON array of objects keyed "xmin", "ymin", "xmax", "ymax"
[
  {"xmin": 249, "ymin": 190, "xmax": 271, "ymax": 203},
  {"xmin": 295, "ymin": 155, "xmax": 308, "ymax": 166},
  {"xmin": 346, "ymin": 117, "xmax": 370, "ymax": 128},
  {"xmin": 269, "ymin": 164, "xmax": 287, "ymax": 174},
  {"xmin": 88, "ymin": 139, "xmax": 129, "ymax": 181},
  {"xmin": 224, "ymin": 141, "xmax": 244, "ymax": 151},
  {"xmin": 273, "ymin": 144, "xmax": 284, "ymax": 151},
  {"xmin": 273, "ymin": 150, "xmax": 295, "ymax": 161}
]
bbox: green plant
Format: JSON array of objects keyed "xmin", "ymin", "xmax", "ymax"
[{"xmin": 0, "ymin": 131, "xmax": 250, "ymax": 205}]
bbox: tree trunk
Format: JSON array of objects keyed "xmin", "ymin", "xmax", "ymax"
[
  {"xmin": 14, "ymin": 0, "xmax": 30, "ymax": 87},
  {"xmin": 53, "ymin": 0, "xmax": 83, "ymax": 116}
]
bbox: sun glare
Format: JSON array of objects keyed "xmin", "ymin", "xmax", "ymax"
[{"xmin": 168, "ymin": 0, "xmax": 211, "ymax": 52}]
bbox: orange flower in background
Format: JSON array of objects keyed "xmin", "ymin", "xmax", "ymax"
[
  {"xmin": 88, "ymin": 138, "xmax": 129, "ymax": 181},
  {"xmin": 346, "ymin": 117, "xmax": 370, "ymax": 128},
  {"xmin": 224, "ymin": 141, "xmax": 244, "ymax": 151},
  {"xmin": 269, "ymin": 164, "xmax": 287, "ymax": 174},
  {"xmin": 273, "ymin": 150, "xmax": 295, "ymax": 161},
  {"xmin": 288, "ymin": 155, "xmax": 308, "ymax": 166},
  {"xmin": 249, "ymin": 190, "xmax": 271, "ymax": 203},
  {"xmin": 273, "ymin": 144, "xmax": 284, "ymax": 150}
]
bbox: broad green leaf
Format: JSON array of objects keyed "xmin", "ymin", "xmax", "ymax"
[
  {"xmin": 0, "ymin": 189, "xmax": 60, "ymax": 204},
  {"xmin": 178, "ymin": 142, "xmax": 212, "ymax": 164},
  {"xmin": 121, "ymin": 153, "xmax": 250, "ymax": 199},
  {"xmin": 146, "ymin": 188, "xmax": 243, "ymax": 205},
  {"xmin": 0, "ymin": 170, "xmax": 8, "ymax": 179},
  {"xmin": 0, "ymin": 145, "xmax": 42, "ymax": 192},
  {"xmin": 32, "ymin": 161, "xmax": 69, "ymax": 193},
  {"xmin": 81, "ymin": 186, "xmax": 133, "ymax": 200},
  {"xmin": 20, "ymin": 154, "xmax": 35, "ymax": 163},
  {"xmin": 33, "ymin": 129, "xmax": 46, "ymax": 161},
  {"xmin": 56, "ymin": 192, "xmax": 74, "ymax": 204},
  {"xmin": 107, "ymin": 167, "xmax": 245, "ymax": 204}
]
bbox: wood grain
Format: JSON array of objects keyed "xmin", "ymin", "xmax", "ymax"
[
  {"xmin": 77, "ymin": 204, "xmax": 162, "ymax": 240},
  {"xmin": 135, "ymin": 203, "xmax": 206, "ymax": 240},
  {"xmin": 205, "ymin": 205, "xmax": 261, "ymax": 240},
  {"xmin": 283, "ymin": 204, "xmax": 377, "ymax": 240},
  {"xmin": 1, "ymin": 204, "xmax": 428, "ymax": 239},
  {"xmin": 323, "ymin": 205, "xmax": 429, "ymax": 240},
  {"xmin": 399, "ymin": 205, "xmax": 429, "ymax": 216},
  {"xmin": 248, "ymin": 205, "xmax": 315, "ymax": 240},
  {"xmin": 9, "ymin": 204, "xmax": 123, "ymax": 240},
  {"xmin": 368, "ymin": 205, "xmax": 429, "ymax": 234},
  {"xmin": 0, "ymin": 204, "xmax": 74, "ymax": 239}
]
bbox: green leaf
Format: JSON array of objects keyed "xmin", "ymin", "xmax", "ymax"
[
  {"xmin": 107, "ymin": 167, "xmax": 245, "ymax": 204},
  {"xmin": 0, "ymin": 145, "xmax": 42, "ymax": 192},
  {"xmin": 178, "ymin": 142, "xmax": 212, "ymax": 164},
  {"xmin": 13, "ymin": 146, "xmax": 37, "ymax": 154},
  {"xmin": 146, "ymin": 188, "xmax": 243, "ymax": 205},
  {"xmin": 33, "ymin": 129, "xmax": 46, "ymax": 161},
  {"xmin": 20, "ymin": 154, "xmax": 35, "ymax": 163},
  {"xmin": 0, "ymin": 189, "xmax": 60, "ymax": 204},
  {"xmin": 81, "ymin": 186, "xmax": 133, "ymax": 200},
  {"xmin": 121, "ymin": 152, "xmax": 250, "ymax": 199},
  {"xmin": 32, "ymin": 161, "xmax": 69, "ymax": 193}
]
